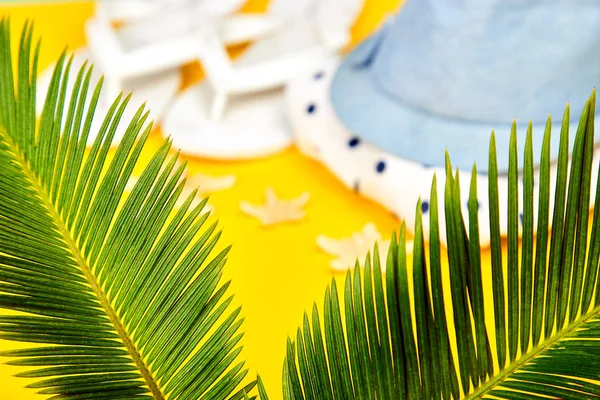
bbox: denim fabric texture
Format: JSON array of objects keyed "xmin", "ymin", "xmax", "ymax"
[{"xmin": 330, "ymin": 0, "xmax": 600, "ymax": 173}]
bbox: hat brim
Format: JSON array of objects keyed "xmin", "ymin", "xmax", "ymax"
[
  {"xmin": 286, "ymin": 57, "xmax": 600, "ymax": 247},
  {"xmin": 330, "ymin": 32, "xmax": 599, "ymax": 174}
]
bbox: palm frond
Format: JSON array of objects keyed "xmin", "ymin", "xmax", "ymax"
[
  {"xmin": 284, "ymin": 83, "xmax": 600, "ymax": 398},
  {"xmin": 0, "ymin": 19, "xmax": 258, "ymax": 399}
]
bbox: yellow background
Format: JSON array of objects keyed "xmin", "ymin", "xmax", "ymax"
[{"xmin": 0, "ymin": 1, "xmax": 410, "ymax": 398}]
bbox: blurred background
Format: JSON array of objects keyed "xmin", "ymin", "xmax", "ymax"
[{"xmin": 0, "ymin": 1, "xmax": 404, "ymax": 398}]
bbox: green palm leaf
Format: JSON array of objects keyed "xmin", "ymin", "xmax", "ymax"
[
  {"xmin": 0, "ymin": 20, "xmax": 259, "ymax": 399},
  {"xmin": 284, "ymin": 84, "xmax": 600, "ymax": 396}
]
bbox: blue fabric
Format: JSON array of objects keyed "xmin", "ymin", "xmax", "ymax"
[{"xmin": 330, "ymin": 1, "xmax": 600, "ymax": 173}]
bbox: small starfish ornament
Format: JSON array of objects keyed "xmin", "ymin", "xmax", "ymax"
[
  {"xmin": 181, "ymin": 172, "xmax": 235, "ymax": 209},
  {"xmin": 240, "ymin": 188, "xmax": 310, "ymax": 226},
  {"xmin": 126, "ymin": 160, "xmax": 235, "ymax": 211},
  {"xmin": 317, "ymin": 223, "xmax": 413, "ymax": 272}
]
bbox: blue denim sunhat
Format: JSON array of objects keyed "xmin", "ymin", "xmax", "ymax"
[{"xmin": 330, "ymin": 0, "xmax": 600, "ymax": 173}]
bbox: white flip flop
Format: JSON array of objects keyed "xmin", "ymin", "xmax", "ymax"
[
  {"xmin": 99, "ymin": 0, "xmax": 248, "ymax": 23},
  {"xmin": 285, "ymin": 58, "xmax": 600, "ymax": 247},
  {"xmin": 37, "ymin": 0, "xmax": 246, "ymax": 146},
  {"xmin": 99, "ymin": 0, "xmax": 172, "ymax": 23},
  {"xmin": 162, "ymin": 0, "xmax": 364, "ymax": 160}
]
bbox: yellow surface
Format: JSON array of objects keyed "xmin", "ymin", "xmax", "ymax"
[{"xmin": 0, "ymin": 1, "xmax": 406, "ymax": 398}]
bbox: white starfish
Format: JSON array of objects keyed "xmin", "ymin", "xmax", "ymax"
[
  {"xmin": 125, "ymin": 159, "xmax": 235, "ymax": 212},
  {"xmin": 180, "ymin": 172, "xmax": 235, "ymax": 210},
  {"xmin": 240, "ymin": 188, "xmax": 310, "ymax": 225},
  {"xmin": 317, "ymin": 223, "xmax": 413, "ymax": 272}
]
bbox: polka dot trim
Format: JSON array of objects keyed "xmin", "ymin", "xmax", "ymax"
[
  {"xmin": 422, "ymin": 201, "xmax": 429, "ymax": 213},
  {"xmin": 466, "ymin": 200, "xmax": 481, "ymax": 209},
  {"xmin": 348, "ymin": 137, "xmax": 361, "ymax": 148},
  {"xmin": 313, "ymin": 71, "xmax": 325, "ymax": 80},
  {"xmin": 306, "ymin": 104, "xmax": 317, "ymax": 114},
  {"xmin": 376, "ymin": 161, "xmax": 386, "ymax": 173}
]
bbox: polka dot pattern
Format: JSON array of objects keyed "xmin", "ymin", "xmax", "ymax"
[
  {"xmin": 348, "ymin": 137, "xmax": 361, "ymax": 148},
  {"xmin": 466, "ymin": 200, "xmax": 481, "ymax": 210},
  {"xmin": 285, "ymin": 59, "xmax": 600, "ymax": 247}
]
